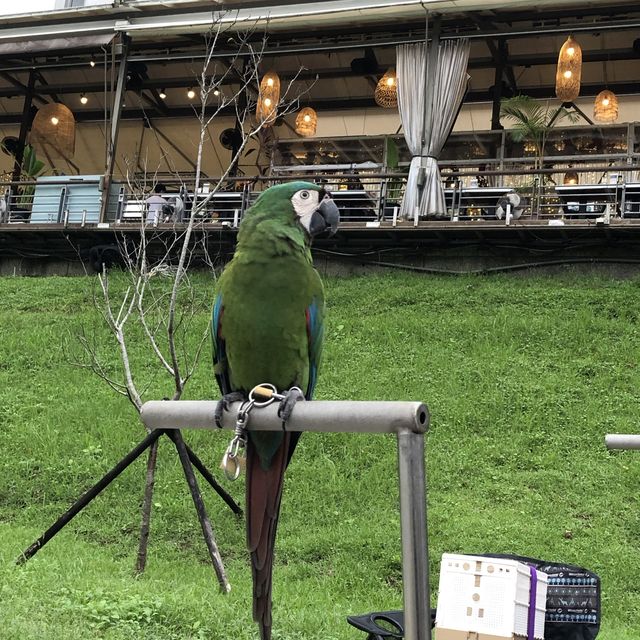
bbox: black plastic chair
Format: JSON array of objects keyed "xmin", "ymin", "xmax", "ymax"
[{"xmin": 347, "ymin": 609, "xmax": 436, "ymax": 640}]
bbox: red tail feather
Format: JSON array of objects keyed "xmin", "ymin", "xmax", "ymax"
[{"xmin": 246, "ymin": 433, "xmax": 292, "ymax": 640}]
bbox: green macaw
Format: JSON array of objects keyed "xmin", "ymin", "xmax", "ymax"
[{"xmin": 211, "ymin": 181, "xmax": 339, "ymax": 640}]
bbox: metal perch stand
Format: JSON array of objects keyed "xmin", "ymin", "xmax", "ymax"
[
  {"xmin": 141, "ymin": 399, "xmax": 432, "ymax": 640},
  {"xmin": 17, "ymin": 427, "xmax": 241, "ymax": 592},
  {"xmin": 605, "ymin": 434, "xmax": 640, "ymax": 450}
]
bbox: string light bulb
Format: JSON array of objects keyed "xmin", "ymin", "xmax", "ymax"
[
  {"xmin": 80, "ymin": 94, "xmax": 88, "ymax": 105},
  {"xmin": 187, "ymin": 87, "xmax": 196, "ymax": 99},
  {"xmin": 89, "ymin": 56, "xmax": 96, "ymax": 68},
  {"xmin": 159, "ymin": 88, "xmax": 167, "ymax": 99}
]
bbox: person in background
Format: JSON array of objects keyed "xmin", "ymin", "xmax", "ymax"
[
  {"xmin": 476, "ymin": 164, "xmax": 489, "ymax": 188},
  {"xmin": 146, "ymin": 183, "xmax": 167, "ymax": 225}
]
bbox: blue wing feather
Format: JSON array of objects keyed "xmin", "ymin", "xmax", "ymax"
[
  {"xmin": 212, "ymin": 293, "xmax": 232, "ymax": 396},
  {"xmin": 305, "ymin": 297, "xmax": 324, "ymax": 400}
]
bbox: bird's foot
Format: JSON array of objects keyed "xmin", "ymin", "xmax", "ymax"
[
  {"xmin": 277, "ymin": 386, "xmax": 305, "ymax": 422},
  {"xmin": 215, "ymin": 391, "xmax": 246, "ymax": 428}
]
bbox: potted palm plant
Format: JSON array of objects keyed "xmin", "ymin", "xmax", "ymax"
[
  {"xmin": 500, "ymin": 95, "xmax": 578, "ymax": 217},
  {"xmin": 500, "ymin": 95, "xmax": 577, "ymax": 178},
  {"xmin": 17, "ymin": 144, "xmax": 46, "ymax": 209},
  {"xmin": 1, "ymin": 141, "xmax": 46, "ymax": 220}
]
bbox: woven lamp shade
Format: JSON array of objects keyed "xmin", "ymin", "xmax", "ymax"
[
  {"xmin": 295, "ymin": 107, "xmax": 317, "ymax": 137},
  {"xmin": 30, "ymin": 103, "xmax": 76, "ymax": 157},
  {"xmin": 374, "ymin": 68, "xmax": 398, "ymax": 108},
  {"xmin": 593, "ymin": 89, "xmax": 619, "ymax": 123},
  {"xmin": 256, "ymin": 71, "xmax": 280, "ymax": 127},
  {"xmin": 555, "ymin": 35, "xmax": 582, "ymax": 102},
  {"xmin": 563, "ymin": 171, "xmax": 579, "ymax": 185}
]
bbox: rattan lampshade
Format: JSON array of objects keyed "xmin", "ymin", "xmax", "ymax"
[
  {"xmin": 30, "ymin": 103, "xmax": 76, "ymax": 157},
  {"xmin": 555, "ymin": 35, "xmax": 582, "ymax": 103},
  {"xmin": 563, "ymin": 170, "xmax": 579, "ymax": 185},
  {"xmin": 593, "ymin": 89, "xmax": 619, "ymax": 123},
  {"xmin": 256, "ymin": 71, "xmax": 280, "ymax": 127},
  {"xmin": 295, "ymin": 107, "xmax": 317, "ymax": 137},
  {"xmin": 374, "ymin": 68, "xmax": 398, "ymax": 108}
]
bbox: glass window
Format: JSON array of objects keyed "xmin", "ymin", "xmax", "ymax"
[
  {"xmin": 273, "ymin": 136, "xmax": 387, "ymax": 167},
  {"xmin": 440, "ymin": 132, "xmax": 503, "ymax": 162}
]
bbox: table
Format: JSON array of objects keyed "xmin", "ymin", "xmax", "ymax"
[
  {"xmin": 445, "ymin": 187, "xmax": 514, "ymax": 219},
  {"xmin": 555, "ymin": 184, "xmax": 620, "ymax": 218}
]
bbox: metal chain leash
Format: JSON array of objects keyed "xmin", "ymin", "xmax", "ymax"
[{"xmin": 220, "ymin": 383, "xmax": 287, "ymax": 481}]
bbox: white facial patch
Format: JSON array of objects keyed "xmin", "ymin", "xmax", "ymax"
[{"xmin": 292, "ymin": 188, "xmax": 320, "ymax": 233}]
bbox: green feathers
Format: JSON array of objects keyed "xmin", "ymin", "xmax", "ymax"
[
  {"xmin": 236, "ymin": 181, "xmax": 322, "ymax": 255},
  {"xmin": 212, "ymin": 181, "xmax": 326, "ymax": 459},
  {"xmin": 211, "ymin": 181, "xmax": 330, "ymax": 640}
]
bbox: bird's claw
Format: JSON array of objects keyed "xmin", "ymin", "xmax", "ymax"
[
  {"xmin": 277, "ymin": 387, "xmax": 305, "ymax": 422},
  {"xmin": 215, "ymin": 391, "xmax": 246, "ymax": 428}
]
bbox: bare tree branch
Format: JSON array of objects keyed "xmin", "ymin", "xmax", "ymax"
[{"xmin": 73, "ymin": 13, "xmax": 311, "ymax": 591}]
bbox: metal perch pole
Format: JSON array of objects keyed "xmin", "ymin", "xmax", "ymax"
[
  {"xmin": 141, "ymin": 399, "xmax": 431, "ymax": 640},
  {"xmin": 605, "ymin": 434, "xmax": 640, "ymax": 450}
]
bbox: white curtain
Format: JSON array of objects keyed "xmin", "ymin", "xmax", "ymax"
[{"xmin": 397, "ymin": 39, "xmax": 470, "ymax": 219}]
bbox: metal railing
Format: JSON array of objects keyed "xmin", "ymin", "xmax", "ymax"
[
  {"xmin": 0, "ymin": 177, "xmax": 105, "ymax": 225},
  {"xmin": 2, "ymin": 164, "xmax": 640, "ymax": 228}
]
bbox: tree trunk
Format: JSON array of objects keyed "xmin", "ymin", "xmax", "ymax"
[{"xmin": 135, "ymin": 437, "xmax": 159, "ymax": 574}]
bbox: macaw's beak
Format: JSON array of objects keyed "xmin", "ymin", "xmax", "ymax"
[{"xmin": 309, "ymin": 195, "xmax": 340, "ymax": 237}]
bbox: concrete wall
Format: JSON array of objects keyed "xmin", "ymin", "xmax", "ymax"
[{"xmin": 5, "ymin": 249, "xmax": 640, "ymax": 279}]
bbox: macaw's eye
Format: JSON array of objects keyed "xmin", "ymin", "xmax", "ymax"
[{"xmin": 299, "ymin": 190, "xmax": 310, "ymax": 199}]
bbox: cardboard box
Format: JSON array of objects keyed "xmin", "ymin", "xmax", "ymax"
[
  {"xmin": 435, "ymin": 554, "xmax": 547, "ymax": 640},
  {"xmin": 435, "ymin": 631, "xmax": 529, "ymax": 640}
]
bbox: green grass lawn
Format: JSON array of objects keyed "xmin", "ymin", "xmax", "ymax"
[{"xmin": 0, "ymin": 271, "xmax": 639, "ymax": 639}]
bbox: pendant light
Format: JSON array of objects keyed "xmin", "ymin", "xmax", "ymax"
[
  {"xmin": 295, "ymin": 107, "xmax": 318, "ymax": 137},
  {"xmin": 555, "ymin": 35, "xmax": 582, "ymax": 103},
  {"xmin": 593, "ymin": 56, "xmax": 618, "ymax": 123},
  {"xmin": 374, "ymin": 68, "xmax": 397, "ymax": 109},
  {"xmin": 256, "ymin": 71, "xmax": 280, "ymax": 126},
  {"xmin": 30, "ymin": 103, "xmax": 76, "ymax": 158},
  {"xmin": 594, "ymin": 90, "xmax": 619, "ymax": 123}
]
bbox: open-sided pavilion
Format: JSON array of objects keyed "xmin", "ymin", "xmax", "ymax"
[{"xmin": 1, "ymin": 0, "xmax": 639, "ymax": 269}]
